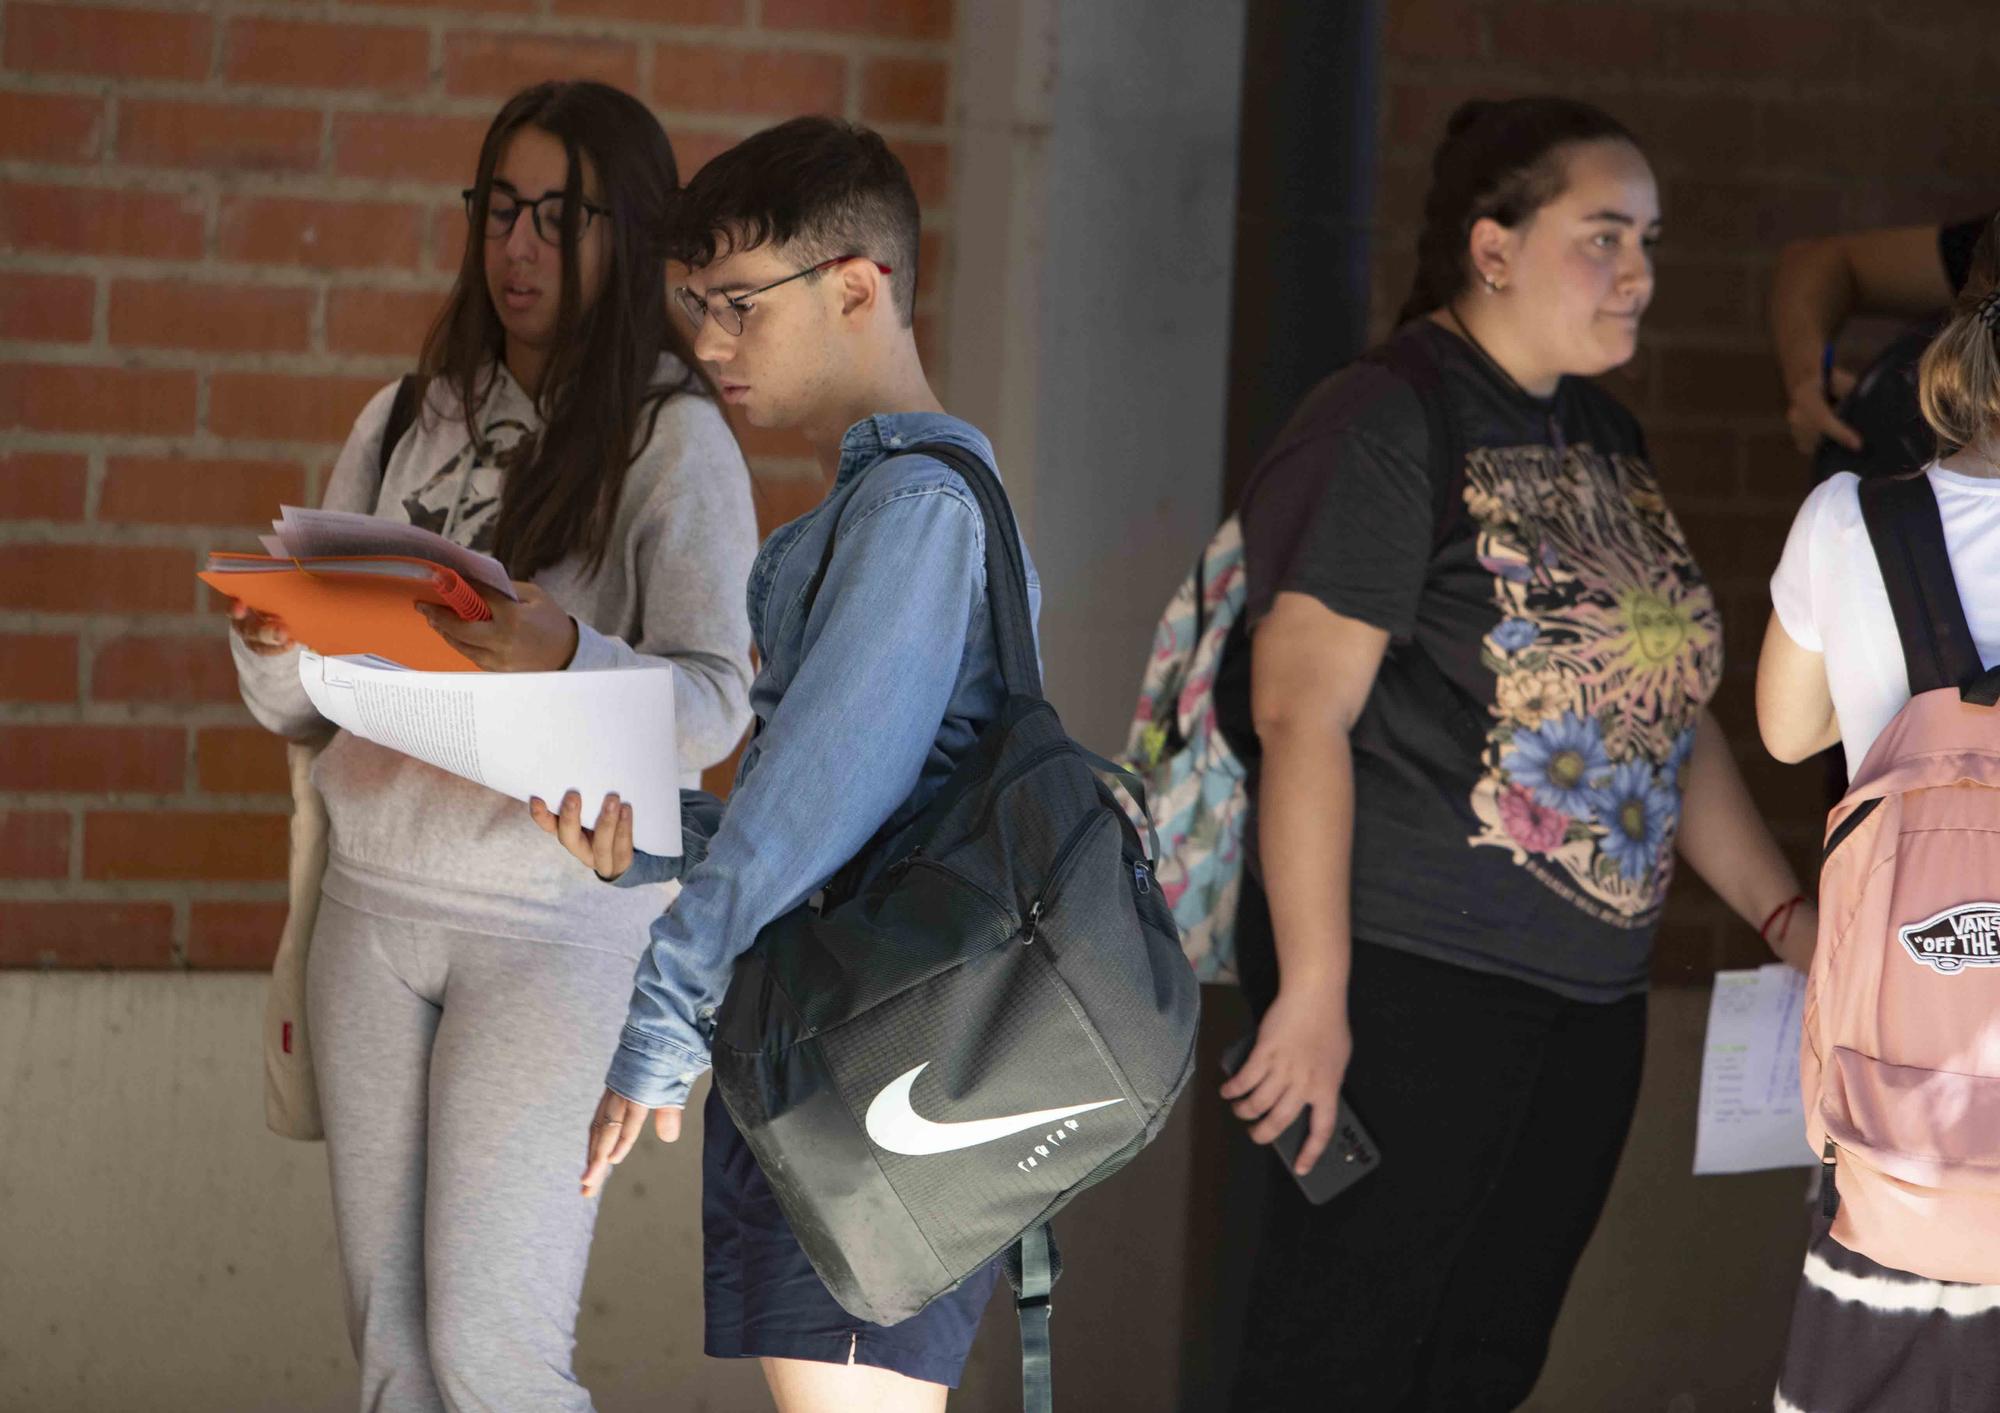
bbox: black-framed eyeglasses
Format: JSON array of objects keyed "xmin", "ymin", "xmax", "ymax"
[
  {"xmin": 463, "ymin": 187, "xmax": 608, "ymax": 248},
  {"xmin": 673, "ymin": 255, "xmax": 894, "ymax": 337}
]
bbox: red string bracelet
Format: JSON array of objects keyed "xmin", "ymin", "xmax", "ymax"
[{"xmin": 1760, "ymin": 893, "xmax": 1805, "ymax": 944}]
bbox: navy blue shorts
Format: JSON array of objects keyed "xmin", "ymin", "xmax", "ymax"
[{"xmin": 700, "ymin": 1086, "xmax": 1000, "ymax": 1386}]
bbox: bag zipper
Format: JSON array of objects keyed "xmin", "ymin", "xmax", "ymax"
[
  {"xmin": 1023, "ymin": 811, "xmax": 1113, "ymax": 945},
  {"xmin": 1820, "ymin": 1139, "xmax": 1839, "ymax": 1219}
]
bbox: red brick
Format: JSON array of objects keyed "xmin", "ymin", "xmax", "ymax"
[
  {"xmin": 891, "ymin": 139, "xmax": 949, "ymax": 207},
  {"xmin": 209, "ymin": 372, "xmax": 386, "ymax": 444},
  {"xmin": 92, "ymin": 635, "xmax": 241, "ymax": 705},
  {"xmin": 1644, "ymin": 259, "xmax": 1752, "ymax": 338},
  {"xmin": 672, "ymin": 129, "xmax": 747, "ymax": 181},
  {"xmin": 0, "ymin": 182, "xmax": 205, "ymax": 261},
  {"xmin": 0, "ymin": 90, "xmax": 107, "ymax": 163},
  {"xmin": 1491, "ymin": 3, "xmax": 1672, "ymax": 68},
  {"xmin": 443, "ymin": 33, "xmax": 640, "ymax": 99},
  {"xmin": 0, "ymin": 811, "xmax": 70, "ymax": 880},
  {"xmin": 0, "ymin": 273, "xmax": 94, "ymax": 343},
  {"xmin": 120, "ymin": 99, "xmax": 322, "ymax": 174},
  {"xmin": 218, "ymin": 195, "xmax": 425, "ymax": 272},
  {"xmin": 0, "ymin": 902, "xmax": 175, "ymax": 968},
  {"xmin": 0, "ymin": 544, "xmax": 195, "ymax": 614},
  {"xmin": 1645, "ymin": 430, "xmax": 1740, "ymax": 501},
  {"xmin": 653, "ymin": 43, "xmax": 848, "ymax": 118},
  {"xmin": 0, "ymin": 451, "xmax": 88, "ymax": 521},
  {"xmin": 859, "ymin": 57, "xmax": 947, "ymax": 126},
  {"xmin": 187, "ymin": 901, "xmax": 290, "ymax": 969},
  {"xmin": 1614, "ymin": 94, "xmax": 1760, "ymax": 178},
  {"xmin": 195, "ymin": 727, "xmax": 287, "ymax": 795},
  {"xmin": 6, "ymin": 3, "xmax": 212, "ymax": 81},
  {"xmin": 326, "ymin": 286, "xmax": 447, "ymax": 357},
  {"xmin": 347, "ymin": 0, "xmax": 533, "ymax": 11},
  {"xmin": 1383, "ymin": 78, "xmax": 1526, "ymax": 151},
  {"xmin": 1658, "ymin": 178, "xmax": 1847, "ymax": 255},
  {"xmin": 0, "ymin": 725, "xmax": 183, "ymax": 793},
  {"xmin": 1385, "ymin": 0, "xmax": 1484, "ymax": 61},
  {"xmin": 109, "ymin": 279, "xmax": 313, "ymax": 354},
  {"xmin": 0, "ymin": 364, "xmax": 196, "ymax": 436},
  {"xmin": 333, "ymin": 112, "xmax": 493, "ymax": 185},
  {"xmin": 553, "ymin": 0, "xmax": 741, "ymax": 18},
  {"xmin": 763, "ymin": 0, "xmax": 949, "ymax": 41},
  {"xmin": 101, "ymin": 455, "xmax": 306, "ymax": 527},
  {"xmin": 0, "ymin": 634, "xmax": 80, "ymax": 704},
  {"xmin": 224, "ymin": 18, "xmax": 430, "ymax": 93},
  {"xmin": 85, "ymin": 810, "xmax": 288, "ymax": 882},
  {"xmin": 1675, "ymin": 9, "xmax": 1854, "ymax": 80}
]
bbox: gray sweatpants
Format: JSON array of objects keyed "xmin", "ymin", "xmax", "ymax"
[{"xmin": 307, "ymin": 892, "xmax": 641, "ymax": 1412}]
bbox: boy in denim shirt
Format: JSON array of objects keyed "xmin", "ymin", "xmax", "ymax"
[{"xmin": 535, "ymin": 116, "xmax": 1038, "ymax": 1411}]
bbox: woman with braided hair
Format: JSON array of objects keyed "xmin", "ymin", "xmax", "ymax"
[{"xmin": 1759, "ymin": 214, "xmax": 2000, "ymax": 1411}]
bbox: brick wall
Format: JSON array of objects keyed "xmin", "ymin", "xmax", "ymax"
[
  {"xmin": 1375, "ymin": 0, "xmax": 2000, "ymax": 978},
  {"xmin": 0, "ymin": 0, "xmax": 953, "ymax": 968}
]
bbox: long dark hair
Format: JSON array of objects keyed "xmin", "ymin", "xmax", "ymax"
[
  {"xmin": 422, "ymin": 81, "xmax": 720, "ymax": 580},
  {"xmin": 1397, "ymin": 96, "xmax": 1638, "ymax": 326}
]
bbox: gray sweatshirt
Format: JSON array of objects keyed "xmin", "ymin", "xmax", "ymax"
[{"xmin": 231, "ymin": 360, "xmax": 756, "ymax": 946}]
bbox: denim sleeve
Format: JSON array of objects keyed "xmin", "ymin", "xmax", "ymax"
[
  {"xmin": 603, "ymin": 483, "xmax": 984, "ymax": 1107},
  {"xmin": 610, "ymin": 789, "xmax": 725, "ymax": 887}
]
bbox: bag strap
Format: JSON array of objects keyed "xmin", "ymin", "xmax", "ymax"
[
  {"xmin": 1008, "ymin": 1223, "xmax": 1057, "ymax": 1413},
  {"xmin": 1365, "ymin": 335, "xmax": 1487, "ymax": 758},
  {"xmin": 377, "ymin": 374, "xmax": 427, "ymax": 488},
  {"xmin": 1079, "ymin": 744, "xmax": 1160, "ymax": 861},
  {"xmin": 1858, "ymin": 472, "xmax": 1981, "ymax": 695},
  {"xmin": 800, "ymin": 439, "xmax": 1044, "ymax": 700}
]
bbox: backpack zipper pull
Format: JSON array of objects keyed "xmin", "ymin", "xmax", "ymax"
[
  {"xmin": 1820, "ymin": 1140, "xmax": 1839, "ymax": 1219},
  {"xmin": 1133, "ymin": 861, "xmax": 1151, "ymax": 895},
  {"xmin": 1023, "ymin": 900, "xmax": 1043, "ymax": 945}
]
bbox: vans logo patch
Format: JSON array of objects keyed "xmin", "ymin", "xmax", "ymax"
[{"xmin": 1899, "ymin": 903, "xmax": 2000, "ymax": 974}]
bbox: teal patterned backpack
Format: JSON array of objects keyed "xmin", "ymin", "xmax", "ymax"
[{"xmin": 1121, "ymin": 516, "xmax": 1251, "ymax": 982}]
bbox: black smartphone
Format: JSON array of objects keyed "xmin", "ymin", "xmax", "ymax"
[{"xmin": 1220, "ymin": 1033, "xmax": 1380, "ymax": 1205}]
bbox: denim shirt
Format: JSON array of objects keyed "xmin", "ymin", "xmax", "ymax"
[{"xmin": 604, "ymin": 412, "xmax": 1043, "ymax": 1108}]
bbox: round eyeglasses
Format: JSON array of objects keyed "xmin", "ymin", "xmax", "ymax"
[
  {"xmin": 463, "ymin": 187, "xmax": 607, "ymax": 248},
  {"xmin": 673, "ymin": 255, "xmax": 895, "ymax": 337}
]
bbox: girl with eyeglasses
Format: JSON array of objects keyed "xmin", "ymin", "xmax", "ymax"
[{"xmin": 225, "ymin": 81, "xmax": 756, "ymax": 1411}]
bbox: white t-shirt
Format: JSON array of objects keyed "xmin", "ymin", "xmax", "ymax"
[{"xmin": 1770, "ymin": 465, "xmax": 2000, "ymax": 778}]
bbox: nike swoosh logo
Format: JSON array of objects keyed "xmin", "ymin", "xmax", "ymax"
[{"xmin": 862, "ymin": 1062, "xmax": 1124, "ymax": 1156}]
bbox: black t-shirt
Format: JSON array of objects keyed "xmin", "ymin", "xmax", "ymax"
[{"xmin": 1239, "ymin": 321, "xmax": 1721, "ymax": 1001}]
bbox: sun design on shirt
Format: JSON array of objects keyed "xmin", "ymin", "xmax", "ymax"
[{"xmin": 1460, "ymin": 442, "xmax": 1721, "ymax": 928}]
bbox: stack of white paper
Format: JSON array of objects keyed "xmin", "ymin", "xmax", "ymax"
[
  {"xmin": 299, "ymin": 649, "xmax": 682, "ymax": 855},
  {"xmin": 1694, "ymin": 964, "xmax": 1815, "ymax": 1175},
  {"xmin": 265, "ymin": 506, "xmax": 518, "ymax": 601}
]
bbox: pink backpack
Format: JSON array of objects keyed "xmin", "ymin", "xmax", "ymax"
[{"xmin": 1805, "ymin": 472, "xmax": 2000, "ymax": 1283}]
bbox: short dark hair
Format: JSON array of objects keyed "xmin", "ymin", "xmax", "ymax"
[
  {"xmin": 672, "ymin": 116, "xmax": 921, "ymax": 325},
  {"xmin": 1398, "ymin": 96, "xmax": 1639, "ymax": 325}
]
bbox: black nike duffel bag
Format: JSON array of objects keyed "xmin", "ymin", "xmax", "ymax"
[{"xmin": 711, "ymin": 442, "xmax": 1200, "ymax": 1411}]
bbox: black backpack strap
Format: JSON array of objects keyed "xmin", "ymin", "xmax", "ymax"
[
  {"xmin": 800, "ymin": 440, "xmax": 1043, "ymax": 700},
  {"xmin": 377, "ymin": 374, "xmax": 427, "ymax": 487},
  {"xmin": 1006, "ymin": 1223, "xmax": 1059, "ymax": 1413},
  {"xmin": 1858, "ymin": 473, "xmax": 1980, "ymax": 694},
  {"xmin": 1364, "ymin": 335, "xmax": 1487, "ymax": 758}
]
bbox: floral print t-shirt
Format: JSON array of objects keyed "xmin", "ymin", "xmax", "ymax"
[{"xmin": 1238, "ymin": 320, "xmax": 1720, "ymax": 1001}]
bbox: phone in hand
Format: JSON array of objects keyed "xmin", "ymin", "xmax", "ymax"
[{"xmin": 1220, "ymin": 1032, "xmax": 1380, "ymax": 1205}]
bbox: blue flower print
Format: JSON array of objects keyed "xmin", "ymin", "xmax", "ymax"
[
  {"xmin": 1493, "ymin": 617, "xmax": 1539, "ymax": 652},
  {"xmin": 1663, "ymin": 724, "xmax": 1697, "ymax": 792},
  {"xmin": 1589, "ymin": 758, "xmax": 1679, "ymax": 881},
  {"xmin": 1502, "ymin": 711, "xmax": 1612, "ymax": 816}
]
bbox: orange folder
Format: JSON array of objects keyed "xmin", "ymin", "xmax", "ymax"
[{"xmin": 200, "ymin": 554, "xmax": 491, "ymax": 672}]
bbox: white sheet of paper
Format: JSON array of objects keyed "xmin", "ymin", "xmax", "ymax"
[
  {"xmin": 298, "ymin": 649, "xmax": 680, "ymax": 856},
  {"xmin": 274, "ymin": 507, "xmax": 519, "ymax": 600},
  {"xmin": 1694, "ymin": 964, "xmax": 1815, "ymax": 1175}
]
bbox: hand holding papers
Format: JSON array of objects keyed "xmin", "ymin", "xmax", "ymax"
[
  {"xmin": 299, "ymin": 650, "xmax": 683, "ymax": 856},
  {"xmin": 1694, "ymin": 964, "xmax": 1814, "ymax": 1175},
  {"xmin": 202, "ymin": 508, "xmax": 519, "ymax": 672}
]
